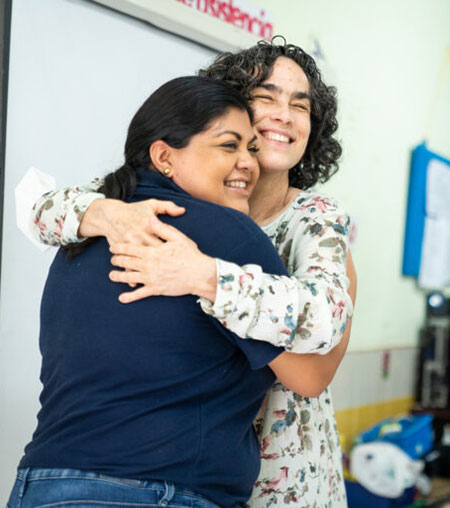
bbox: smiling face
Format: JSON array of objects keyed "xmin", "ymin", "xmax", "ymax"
[
  {"xmin": 168, "ymin": 108, "xmax": 260, "ymax": 214},
  {"xmin": 251, "ymin": 56, "xmax": 311, "ymax": 175}
]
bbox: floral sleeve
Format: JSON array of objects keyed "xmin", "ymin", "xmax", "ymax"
[
  {"xmin": 200, "ymin": 193, "xmax": 354, "ymax": 354},
  {"xmin": 31, "ymin": 181, "xmax": 353, "ymax": 354},
  {"xmin": 32, "ymin": 178, "xmax": 105, "ymax": 246}
]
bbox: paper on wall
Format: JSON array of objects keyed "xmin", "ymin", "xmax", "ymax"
[
  {"xmin": 419, "ymin": 217, "xmax": 450, "ymax": 289},
  {"xmin": 15, "ymin": 167, "xmax": 56, "ymax": 252},
  {"xmin": 425, "ymin": 159, "xmax": 450, "ymax": 218},
  {"xmin": 418, "ymin": 158, "xmax": 450, "ymax": 289}
]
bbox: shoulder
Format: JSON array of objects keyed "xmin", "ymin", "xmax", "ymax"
[
  {"xmin": 293, "ymin": 188, "xmax": 348, "ymax": 218},
  {"xmin": 205, "ymin": 205, "xmax": 283, "ymax": 264},
  {"xmin": 288, "ymin": 189, "xmax": 351, "ymax": 235},
  {"xmin": 266, "ymin": 189, "xmax": 350, "ymax": 252},
  {"xmin": 196, "ymin": 205, "xmax": 288, "ymax": 274},
  {"xmin": 216, "ymin": 205, "xmax": 269, "ymax": 241},
  {"xmin": 176, "ymin": 195, "xmax": 267, "ymax": 239},
  {"xmin": 162, "ymin": 194, "xmax": 281, "ymax": 260}
]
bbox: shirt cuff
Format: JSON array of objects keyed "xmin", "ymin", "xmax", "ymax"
[
  {"xmin": 61, "ymin": 192, "xmax": 105, "ymax": 244},
  {"xmin": 16, "ymin": 167, "xmax": 56, "ymax": 251},
  {"xmin": 198, "ymin": 258, "xmax": 241, "ymax": 318}
]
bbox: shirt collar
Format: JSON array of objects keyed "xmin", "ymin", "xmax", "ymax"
[{"xmin": 135, "ymin": 169, "xmax": 188, "ymax": 197}]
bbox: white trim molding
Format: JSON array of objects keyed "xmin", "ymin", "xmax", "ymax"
[{"xmin": 91, "ymin": 0, "xmax": 274, "ymax": 52}]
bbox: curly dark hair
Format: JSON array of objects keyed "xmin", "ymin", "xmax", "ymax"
[{"xmin": 199, "ymin": 38, "xmax": 341, "ymax": 189}]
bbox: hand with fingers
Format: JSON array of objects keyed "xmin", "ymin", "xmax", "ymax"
[
  {"xmin": 109, "ymin": 218, "xmax": 218, "ymax": 304},
  {"xmin": 79, "ymin": 198, "xmax": 186, "ymax": 246}
]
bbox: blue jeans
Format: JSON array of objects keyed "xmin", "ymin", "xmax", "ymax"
[{"xmin": 7, "ymin": 468, "xmax": 221, "ymax": 508}]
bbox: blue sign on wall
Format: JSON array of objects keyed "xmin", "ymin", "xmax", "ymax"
[{"xmin": 402, "ymin": 142, "xmax": 450, "ymax": 278}]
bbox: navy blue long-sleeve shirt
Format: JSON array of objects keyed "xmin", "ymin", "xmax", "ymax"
[{"xmin": 21, "ymin": 170, "xmax": 289, "ymax": 507}]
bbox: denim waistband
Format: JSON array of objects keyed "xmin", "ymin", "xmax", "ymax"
[
  {"xmin": 18, "ymin": 467, "xmax": 150, "ymax": 487},
  {"xmin": 15, "ymin": 468, "xmax": 221, "ymax": 507}
]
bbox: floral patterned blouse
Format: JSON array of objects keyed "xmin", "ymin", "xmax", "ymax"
[{"xmin": 31, "ymin": 180, "xmax": 353, "ymax": 507}]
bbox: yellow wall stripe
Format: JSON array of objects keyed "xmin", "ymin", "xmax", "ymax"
[{"xmin": 335, "ymin": 396, "xmax": 415, "ymax": 452}]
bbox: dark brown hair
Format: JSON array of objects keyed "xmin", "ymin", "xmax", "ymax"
[{"xmin": 199, "ymin": 38, "xmax": 341, "ymax": 189}]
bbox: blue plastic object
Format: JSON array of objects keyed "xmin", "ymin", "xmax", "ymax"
[
  {"xmin": 355, "ymin": 413, "xmax": 433, "ymax": 459},
  {"xmin": 345, "ymin": 481, "xmax": 415, "ymax": 508}
]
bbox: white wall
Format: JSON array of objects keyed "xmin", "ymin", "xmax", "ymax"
[
  {"xmin": 331, "ymin": 347, "xmax": 418, "ymax": 411},
  {"xmin": 0, "ymin": 0, "xmax": 214, "ymax": 501}
]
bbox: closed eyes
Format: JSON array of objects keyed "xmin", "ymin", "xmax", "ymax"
[
  {"xmin": 220, "ymin": 142, "xmax": 259, "ymax": 154},
  {"xmin": 221, "ymin": 141, "xmax": 238, "ymax": 149},
  {"xmin": 252, "ymin": 94, "xmax": 274, "ymax": 102},
  {"xmin": 292, "ymin": 102, "xmax": 309, "ymax": 111},
  {"xmin": 253, "ymin": 95, "xmax": 309, "ymax": 112}
]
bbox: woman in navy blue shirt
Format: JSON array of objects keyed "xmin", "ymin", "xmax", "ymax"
[{"xmin": 9, "ymin": 77, "xmax": 328, "ymax": 508}]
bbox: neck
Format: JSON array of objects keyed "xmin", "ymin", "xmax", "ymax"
[{"xmin": 249, "ymin": 170, "xmax": 293, "ymax": 226}]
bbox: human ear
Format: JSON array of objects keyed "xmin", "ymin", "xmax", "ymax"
[{"xmin": 149, "ymin": 140, "xmax": 176, "ymax": 177}]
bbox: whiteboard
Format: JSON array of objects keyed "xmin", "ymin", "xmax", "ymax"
[{"xmin": 0, "ymin": 0, "xmax": 215, "ymax": 501}]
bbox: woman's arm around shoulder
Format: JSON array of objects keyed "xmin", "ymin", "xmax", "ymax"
[
  {"xmin": 200, "ymin": 192, "xmax": 354, "ymax": 355},
  {"xmin": 31, "ymin": 178, "xmax": 185, "ymax": 246},
  {"xmin": 109, "ymin": 192, "xmax": 355, "ymax": 358}
]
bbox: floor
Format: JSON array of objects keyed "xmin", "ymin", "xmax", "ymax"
[{"xmin": 421, "ymin": 477, "xmax": 450, "ymax": 507}]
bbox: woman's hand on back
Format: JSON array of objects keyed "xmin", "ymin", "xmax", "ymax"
[
  {"xmin": 79, "ymin": 198, "xmax": 185, "ymax": 245},
  {"xmin": 109, "ymin": 218, "xmax": 218, "ymax": 304}
]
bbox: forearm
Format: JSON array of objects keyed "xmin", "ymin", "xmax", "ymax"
[
  {"xmin": 31, "ymin": 178, "xmax": 105, "ymax": 246},
  {"xmin": 193, "ymin": 257, "xmax": 218, "ymax": 302},
  {"xmin": 270, "ymin": 250, "xmax": 357, "ymax": 397},
  {"xmin": 269, "ymin": 338, "xmax": 349, "ymax": 398},
  {"xmin": 269, "ymin": 315, "xmax": 353, "ymax": 398},
  {"xmin": 200, "ymin": 259, "xmax": 353, "ymax": 353},
  {"xmin": 200, "ymin": 259, "xmax": 302, "ymax": 346},
  {"xmin": 78, "ymin": 198, "xmax": 127, "ymax": 239},
  {"xmin": 200, "ymin": 199, "xmax": 354, "ymax": 354}
]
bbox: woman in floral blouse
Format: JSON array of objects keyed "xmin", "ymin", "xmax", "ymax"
[{"xmin": 31, "ymin": 41, "xmax": 356, "ymax": 506}]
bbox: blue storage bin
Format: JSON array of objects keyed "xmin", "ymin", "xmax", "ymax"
[
  {"xmin": 345, "ymin": 481, "xmax": 415, "ymax": 508},
  {"xmin": 355, "ymin": 413, "xmax": 433, "ymax": 459}
]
